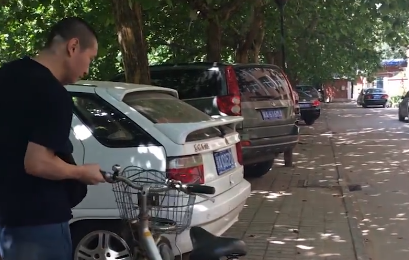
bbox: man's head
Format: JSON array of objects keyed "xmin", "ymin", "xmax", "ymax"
[{"xmin": 43, "ymin": 17, "xmax": 98, "ymax": 84}]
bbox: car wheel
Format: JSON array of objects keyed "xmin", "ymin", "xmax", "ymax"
[
  {"xmin": 363, "ymin": 104, "xmax": 368, "ymax": 108},
  {"xmin": 244, "ymin": 159, "xmax": 274, "ymax": 178},
  {"xmin": 382, "ymin": 104, "xmax": 386, "ymax": 108},
  {"xmin": 304, "ymin": 118, "xmax": 316, "ymax": 126},
  {"xmin": 71, "ymin": 220, "xmax": 133, "ymax": 260}
]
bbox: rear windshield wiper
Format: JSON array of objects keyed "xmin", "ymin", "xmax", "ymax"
[{"xmin": 249, "ymin": 95, "xmax": 281, "ymax": 100}]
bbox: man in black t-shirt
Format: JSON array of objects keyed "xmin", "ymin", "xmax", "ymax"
[{"xmin": 0, "ymin": 17, "xmax": 106, "ymax": 260}]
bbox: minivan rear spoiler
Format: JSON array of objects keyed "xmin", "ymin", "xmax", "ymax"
[{"xmin": 154, "ymin": 116, "xmax": 244, "ymax": 145}]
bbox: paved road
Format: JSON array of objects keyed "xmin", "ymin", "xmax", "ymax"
[
  {"xmin": 223, "ymin": 105, "xmax": 362, "ymax": 260},
  {"xmin": 222, "ymin": 103, "xmax": 409, "ymax": 260},
  {"xmin": 326, "ymin": 104, "xmax": 409, "ymax": 260}
]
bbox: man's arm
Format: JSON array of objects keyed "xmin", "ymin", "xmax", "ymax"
[
  {"xmin": 25, "ymin": 143, "xmax": 83, "ymax": 180},
  {"xmin": 24, "ymin": 87, "xmax": 84, "ymax": 180}
]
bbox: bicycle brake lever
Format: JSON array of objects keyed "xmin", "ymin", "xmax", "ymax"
[{"xmin": 100, "ymin": 170, "xmax": 115, "ymax": 183}]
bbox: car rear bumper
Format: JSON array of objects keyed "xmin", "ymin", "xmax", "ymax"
[
  {"xmin": 241, "ymin": 124, "xmax": 299, "ymax": 165},
  {"xmin": 167, "ymin": 178, "xmax": 251, "ymax": 255},
  {"xmin": 300, "ymin": 107, "xmax": 321, "ymax": 119},
  {"xmin": 364, "ymin": 99, "xmax": 387, "ymax": 105}
]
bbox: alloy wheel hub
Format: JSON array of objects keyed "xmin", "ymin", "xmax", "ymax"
[{"xmin": 75, "ymin": 230, "xmax": 132, "ymax": 260}]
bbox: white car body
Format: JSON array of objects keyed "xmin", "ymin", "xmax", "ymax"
[{"xmin": 66, "ymin": 81, "xmax": 251, "ymax": 257}]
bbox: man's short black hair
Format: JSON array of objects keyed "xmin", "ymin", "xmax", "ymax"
[{"xmin": 44, "ymin": 17, "xmax": 98, "ymax": 50}]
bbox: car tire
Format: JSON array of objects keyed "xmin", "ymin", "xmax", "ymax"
[
  {"xmin": 244, "ymin": 159, "xmax": 274, "ymax": 178},
  {"xmin": 382, "ymin": 104, "xmax": 386, "ymax": 108},
  {"xmin": 71, "ymin": 220, "xmax": 133, "ymax": 260},
  {"xmin": 363, "ymin": 104, "xmax": 368, "ymax": 108},
  {"xmin": 304, "ymin": 118, "xmax": 316, "ymax": 126}
]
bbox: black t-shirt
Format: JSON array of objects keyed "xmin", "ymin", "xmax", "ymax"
[{"xmin": 0, "ymin": 57, "xmax": 83, "ymax": 226}]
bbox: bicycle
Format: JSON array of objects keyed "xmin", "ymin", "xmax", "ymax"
[{"xmin": 101, "ymin": 164, "xmax": 247, "ymax": 260}]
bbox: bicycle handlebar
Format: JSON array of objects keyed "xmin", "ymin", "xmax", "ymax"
[{"xmin": 100, "ymin": 166, "xmax": 216, "ymax": 195}]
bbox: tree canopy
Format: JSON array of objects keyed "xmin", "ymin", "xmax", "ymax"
[{"xmin": 1, "ymin": 0, "xmax": 409, "ymax": 84}]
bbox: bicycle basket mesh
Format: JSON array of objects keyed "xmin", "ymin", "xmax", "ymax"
[{"xmin": 112, "ymin": 166, "xmax": 198, "ymax": 234}]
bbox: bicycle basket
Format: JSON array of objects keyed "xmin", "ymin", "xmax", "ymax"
[{"xmin": 112, "ymin": 166, "xmax": 199, "ymax": 234}]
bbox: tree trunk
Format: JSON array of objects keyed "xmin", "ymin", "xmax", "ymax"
[
  {"xmin": 273, "ymin": 51, "xmax": 284, "ymax": 69},
  {"xmin": 205, "ymin": 19, "xmax": 222, "ymax": 62},
  {"xmin": 111, "ymin": 0, "xmax": 150, "ymax": 84},
  {"xmin": 235, "ymin": 49, "xmax": 248, "ymax": 63},
  {"xmin": 263, "ymin": 51, "xmax": 274, "ymax": 64},
  {"xmin": 234, "ymin": 1, "xmax": 264, "ymax": 64},
  {"xmin": 250, "ymin": 26, "xmax": 265, "ymax": 63}
]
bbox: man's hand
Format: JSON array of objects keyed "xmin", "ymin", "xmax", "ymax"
[{"xmin": 78, "ymin": 164, "xmax": 106, "ymax": 185}]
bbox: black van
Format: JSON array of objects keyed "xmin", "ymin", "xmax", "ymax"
[{"xmin": 111, "ymin": 62, "xmax": 299, "ymax": 177}]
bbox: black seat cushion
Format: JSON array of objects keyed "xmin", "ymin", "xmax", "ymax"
[{"xmin": 189, "ymin": 226, "xmax": 247, "ymax": 260}]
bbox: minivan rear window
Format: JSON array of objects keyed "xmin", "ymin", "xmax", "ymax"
[
  {"xmin": 123, "ymin": 92, "xmax": 233, "ymax": 141},
  {"xmin": 234, "ymin": 67, "xmax": 291, "ymax": 101},
  {"xmin": 150, "ymin": 68, "xmax": 224, "ymax": 99}
]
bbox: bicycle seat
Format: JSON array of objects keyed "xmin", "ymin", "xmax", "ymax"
[{"xmin": 189, "ymin": 226, "xmax": 247, "ymax": 260}]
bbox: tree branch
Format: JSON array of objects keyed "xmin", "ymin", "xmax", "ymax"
[
  {"xmin": 219, "ymin": 0, "xmax": 247, "ymax": 21},
  {"xmin": 294, "ymin": 14, "xmax": 319, "ymax": 43},
  {"xmin": 186, "ymin": 0, "xmax": 210, "ymax": 18}
]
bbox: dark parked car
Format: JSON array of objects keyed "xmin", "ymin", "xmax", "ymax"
[
  {"xmin": 296, "ymin": 90, "xmax": 321, "ymax": 125},
  {"xmin": 357, "ymin": 88, "xmax": 388, "ymax": 108},
  {"xmin": 295, "ymin": 85, "xmax": 324, "ymax": 102},
  {"xmin": 111, "ymin": 63, "xmax": 299, "ymax": 177}
]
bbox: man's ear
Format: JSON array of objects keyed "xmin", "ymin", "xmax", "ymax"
[{"xmin": 67, "ymin": 38, "xmax": 80, "ymax": 57}]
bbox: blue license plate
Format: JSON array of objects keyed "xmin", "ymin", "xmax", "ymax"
[
  {"xmin": 214, "ymin": 148, "xmax": 235, "ymax": 175},
  {"xmin": 261, "ymin": 109, "xmax": 283, "ymax": 120},
  {"xmin": 374, "ymin": 95, "xmax": 381, "ymax": 99},
  {"xmin": 299, "ymin": 103, "xmax": 311, "ymax": 108}
]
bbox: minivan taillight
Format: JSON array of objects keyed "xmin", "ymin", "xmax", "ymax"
[
  {"xmin": 167, "ymin": 154, "xmax": 204, "ymax": 184},
  {"xmin": 216, "ymin": 66, "xmax": 241, "ymax": 116}
]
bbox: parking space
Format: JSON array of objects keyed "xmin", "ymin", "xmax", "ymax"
[{"xmin": 224, "ymin": 116, "xmax": 360, "ymax": 260}]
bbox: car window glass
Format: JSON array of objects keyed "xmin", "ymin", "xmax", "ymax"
[
  {"xmin": 297, "ymin": 91, "xmax": 312, "ymax": 99},
  {"xmin": 297, "ymin": 85, "xmax": 319, "ymax": 97},
  {"xmin": 266, "ymin": 68, "xmax": 291, "ymax": 100},
  {"xmin": 150, "ymin": 68, "xmax": 222, "ymax": 99},
  {"xmin": 365, "ymin": 88, "xmax": 383, "ymax": 94},
  {"xmin": 123, "ymin": 92, "xmax": 233, "ymax": 142},
  {"xmin": 234, "ymin": 68, "xmax": 268, "ymax": 101},
  {"xmin": 234, "ymin": 67, "xmax": 290, "ymax": 101},
  {"xmin": 71, "ymin": 93, "xmax": 159, "ymax": 147}
]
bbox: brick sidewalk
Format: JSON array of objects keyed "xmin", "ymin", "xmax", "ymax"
[{"xmin": 224, "ymin": 134, "xmax": 358, "ymax": 260}]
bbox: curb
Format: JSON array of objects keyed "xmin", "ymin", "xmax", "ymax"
[{"xmin": 323, "ymin": 112, "xmax": 371, "ymax": 260}]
